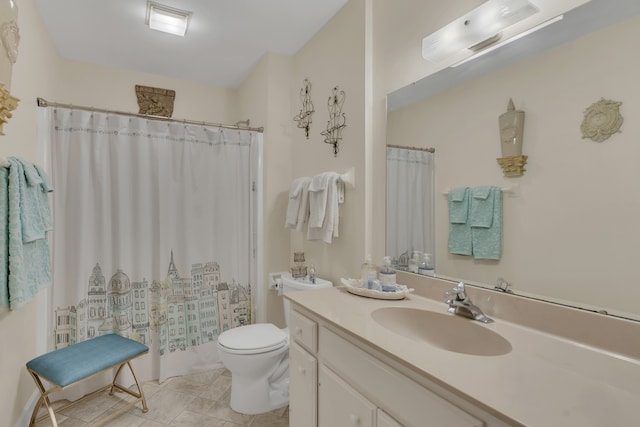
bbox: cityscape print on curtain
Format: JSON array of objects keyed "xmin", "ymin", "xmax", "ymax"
[{"xmin": 53, "ymin": 251, "xmax": 252, "ymax": 354}]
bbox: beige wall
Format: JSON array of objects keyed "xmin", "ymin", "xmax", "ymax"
[
  {"xmin": 385, "ymin": 16, "xmax": 640, "ymax": 317},
  {"xmin": 288, "ymin": 0, "xmax": 368, "ymax": 284}
]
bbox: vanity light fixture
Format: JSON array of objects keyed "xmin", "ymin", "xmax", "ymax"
[
  {"xmin": 422, "ymin": 0, "xmax": 539, "ymax": 63},
  {"xmin": 450, "ymin": 14, "xmax": 564, "ymax": 68},
  {"xmin": 145, "ymin": 1, "xmax": 192, "ymax": 37}
]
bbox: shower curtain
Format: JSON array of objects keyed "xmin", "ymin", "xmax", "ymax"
[
  {"xmin": 39, "ymin": 107, "xmax": 261, "ymax": 392},
  {"xmin": 386, "ymin": 147, "xmax": 434, "ymax": 263}
]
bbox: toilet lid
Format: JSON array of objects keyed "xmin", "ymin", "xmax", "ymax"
[{"xmin": 218, "ymin": 323, "xmax": 288, "ymax": 354}]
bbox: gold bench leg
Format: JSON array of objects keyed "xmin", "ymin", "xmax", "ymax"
[
  {"xmin": 109, "ymin": 360, "xmax": 149, "ymax": 412},
  {"xmin": 28, "ymin": 370, "xmax": 59, "ymax": 427}
]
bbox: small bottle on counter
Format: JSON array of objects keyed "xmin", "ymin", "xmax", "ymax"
[
  {"xmin": 309, "ymin": 264, "xmax": 316, "ymax": 284},
  {"xmin": 408, "ymin": 251, "xmax": 421, "ymax": 273},
  {"xmin": 378, "ymin": 256, "xmax": 397, "ymax": 286},
  {"xmin": 418, "ymin": 253, "xmax": 435, "ymax": 276},
  {"xmin": 360, "ymin": 255, "xmax": 377, "ymax": 283}
]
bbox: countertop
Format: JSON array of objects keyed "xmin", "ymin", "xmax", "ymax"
[{"xmin": 285, "ymin": 286, "xmax": 640, "ymax": 426}]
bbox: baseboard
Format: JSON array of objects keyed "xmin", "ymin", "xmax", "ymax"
[{"xmin": 16, "ymin": 390, "xmax": 40, "ymax": 427}]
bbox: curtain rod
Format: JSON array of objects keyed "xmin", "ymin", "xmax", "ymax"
[
  {"xmin": 386, "ymin": 144, "xmax": 435, "ymax": 153},
  {"xmin": 36, "ymin": 97, "xmax": 265, "ymax": 133}
]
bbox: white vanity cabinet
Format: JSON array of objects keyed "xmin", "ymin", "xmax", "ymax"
[
  {"xmin": 289, "ymin": 304, "xmax": 510, "ymax": 427},
  {"xmin": 290, "ymin": 341, "xmax": 317, "ymax": 427},
  {"xmin": 318, "ymin": 364, "xmax": 376, "ymax": 426},
  {"xmin": 289, "ymin": 310, "xmax": 319, "ymax": 427}
]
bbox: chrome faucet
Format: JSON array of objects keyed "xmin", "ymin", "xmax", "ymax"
[{"xmin": 445, "ymin": 282, "xmax": 494, "ymax": 323}]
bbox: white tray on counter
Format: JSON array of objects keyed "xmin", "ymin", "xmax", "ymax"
[{"xmin": 340, "ymin": 278, "xmax": 414, "ymax": 300}]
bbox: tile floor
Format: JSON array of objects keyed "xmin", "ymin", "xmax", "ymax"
[{"xmin": 34, "ymin": 368, "xmax": 289, "ymax": 426}]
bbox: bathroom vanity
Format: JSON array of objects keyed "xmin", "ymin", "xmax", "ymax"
[{"xmin": 285, "ymin": 276, "xmax": 640, "ymax": 426}]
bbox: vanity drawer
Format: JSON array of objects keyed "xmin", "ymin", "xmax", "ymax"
[
  {"xmin": 290, "ymin": 309, "xmax": 318, "ymax": 353},
  {"xmin": 319, "ymin": 326, "xmax": 484, "ymax": 427}
]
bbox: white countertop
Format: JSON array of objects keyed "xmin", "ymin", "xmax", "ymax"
[{"xmin": 285, "ymin": 286, "xmax": 640, "ymax": 426}]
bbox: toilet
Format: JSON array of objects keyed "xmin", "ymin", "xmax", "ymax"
[{"xmin": 217, "ymin": 272, "xmax": 332, "ymax": 415}]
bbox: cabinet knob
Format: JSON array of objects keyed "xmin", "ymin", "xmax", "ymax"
[
  {"xmin": 295, "ymin": 327, "xmax": 302, "ymax": 335},
  {"xmin": 298, "ymin": 367, "xmax": 306, "ymax": 375},
  {"xmin": 349, "ymin": 414, "xmax": 360, "ymax": 425}
]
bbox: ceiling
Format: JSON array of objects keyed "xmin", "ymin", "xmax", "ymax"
[{"xmin": 35, "ymin": 0, "xmax": 348, "ymax": 89}]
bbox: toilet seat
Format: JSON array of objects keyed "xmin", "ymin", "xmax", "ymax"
[{"xmin": 218, "ymin": 323, "xmax": 288, "ymax": 355}]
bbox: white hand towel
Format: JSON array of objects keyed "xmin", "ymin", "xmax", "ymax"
[
  {"xmin": 295, "ymin": 179, "xmax": 311, "ymax": 232},
  {"xmin": 308, "ymin": 172, "xmax": 334, "ymax": 228},
  {"xmin": 285, "ymin": 177, "xmax": 311, "ymax": 229},
  {"xmin": 307, "ymin": 173, "xmax": 340, "ymax": 243}
]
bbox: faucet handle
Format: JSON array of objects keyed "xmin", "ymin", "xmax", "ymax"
[{"xmin": 445, "ymin": 282, "xmax": 467, "ymax": 300}]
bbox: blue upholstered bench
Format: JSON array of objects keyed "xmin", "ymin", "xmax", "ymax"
[{"xmin": 26, "ymin": 334, "xmax": 149, "ymax": 427}]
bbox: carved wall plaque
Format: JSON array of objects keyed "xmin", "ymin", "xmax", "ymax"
[
  {"xmin": 0, "ymin": 82, "xmax": 19, "ymax": 135},
  {"xmin": 580, "ymin": 98, "xmax": 623, "ymax": 142},
  {"xmin": 135, "ymin": 85, "xmax": 175, "ymax": 117}
]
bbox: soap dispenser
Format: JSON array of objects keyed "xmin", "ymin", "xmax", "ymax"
[{"xmin": 379, "ymin": 256, "xmax": 397, "ymax": 285}]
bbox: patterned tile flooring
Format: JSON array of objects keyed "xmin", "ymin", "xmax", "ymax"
[{"xmin": 35, "ymin": 368, "xmax": 289, "ymax": 427}]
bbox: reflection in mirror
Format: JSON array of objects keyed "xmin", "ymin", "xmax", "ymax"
[
  {"xmin": 385, "ymin": 0, "xmax": 640, "ymax": 321},
  {"xmin": 385, "ymin": 146, "xmax": 435, "ymax": 274}
]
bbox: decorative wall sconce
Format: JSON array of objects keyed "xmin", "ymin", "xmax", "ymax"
[
  {"xmin": 135, "ymin": 85, "xmax": 175, "ymax": 117},
  {"xmin": 321, "ymin": 86, "xmax": 346, "ymax": 157},
  {"xmin": 580, "ymin": 98, "xmax": 623, "ymax": 143},
  {"xmin": 293, "ymin": 78, "xmax": 314, "ymax": 139},
  {"xmin": 0, "ymin": 0, "xmax": 20, "ymax": 137},
  {"xmin": 496, "ymin": 98, "xmax": 527, "ymax": 177}
]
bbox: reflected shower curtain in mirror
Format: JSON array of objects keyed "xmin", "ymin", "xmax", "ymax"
[
  {"xmin": 39, "ymin": 107, "xmax": 260, "ymax": 395},
  {"xmin": 386, "ymin": 147, "xmax": 434, "ymax": 264}
]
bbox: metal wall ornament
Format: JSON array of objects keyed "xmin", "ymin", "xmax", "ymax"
[
  {"xmin": 321, "ymin": 86, "xmax": 346, "ymax": 157},
  {"xmin": 581, "ymin": 98, "xmax": 623, "ymax": 142},
  {"xmin": 293, "ymin": 78, "xmax": 314, "ymax": 139}
]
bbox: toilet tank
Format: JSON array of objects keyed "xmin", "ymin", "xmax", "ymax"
[{"xmin": 279, "ymin": 272, "xmax": 332, "ymax": 326}]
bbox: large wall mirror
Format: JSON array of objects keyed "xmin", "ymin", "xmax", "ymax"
[{"xmin": 386, "ymin": 0, "xmax": 640, "ymax": 321}]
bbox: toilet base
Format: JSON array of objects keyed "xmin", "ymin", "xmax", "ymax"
[{"xmin": 229, "ymin": 373, "xmax": 289, "ymax": 415}]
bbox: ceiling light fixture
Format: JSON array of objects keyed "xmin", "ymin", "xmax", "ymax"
[
  {"xmin": 422, "ymin": 0, "xmax": 539, "ymax": 63},
  {"xmin": 450, "ymin": 14, "xmax": 564, "ymax": 68},
  {"xmin": 145, "ymin": 1, "xmax": 192, "ymax": 37}
]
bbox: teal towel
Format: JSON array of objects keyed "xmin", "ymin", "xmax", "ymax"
[
  {"xmin": 11, "ymin": 158, "xmax": 53, "ymax": 243},
  {"xmin": 470, "ymin": 186, "xmax": 494, "ymax": 228},
  {"xmin": 448, "ymin": 222, "xmax": 472, "ymax": 256},
  {"xmin": 0, "ymin": 167, "xmax": 9, "ymax": 313},
  {"xmin": 448, "ymin": 187, "xmax": 472, "ymax": 255},
  {"xmin": 448, "ymin": 187, "xmax": 469, "ymax": 224},
  {"xmin": 471, "ymin": 186, "xmax": 502, "ymax": 260},
  {"xmin": 6, "ymin": 158, "xmax": 52, "ymax": 310}
]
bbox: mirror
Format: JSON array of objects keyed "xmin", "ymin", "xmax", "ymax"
[
  {"xmin": 385, "ymin": 146, "xmax": 435, "ymax": 274},
  {"xmin": 386, "ymin": 0, "xmax": 640, "ymax": 321}
]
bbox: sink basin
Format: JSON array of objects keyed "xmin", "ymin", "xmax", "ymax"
[{"xmin": 371, "ymin": 307, "xmax": 512, "ymax": 356}]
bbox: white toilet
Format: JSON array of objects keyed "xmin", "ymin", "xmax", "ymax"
[{"xmin": 217, "ymin": 272, "xmax": 332, "ymax": 415}]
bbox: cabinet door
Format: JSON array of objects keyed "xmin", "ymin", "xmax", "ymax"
[
  {"xmin": 378, "ymin": 409, "xmax": 403, "ymax": 427},
  {"xmin": 318, "ymin": 364, "xmax": 376, "ymax": 427},
  {"xmin": 290, "ymin": 341, "xmax": 317, "ymax": 427}
]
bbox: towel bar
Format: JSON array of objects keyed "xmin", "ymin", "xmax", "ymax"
[{"xmin": 443, "ymin": 184, "xmax": 518, "ymax": 197}]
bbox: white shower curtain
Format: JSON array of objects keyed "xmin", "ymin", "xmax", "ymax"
[
  {"xmin": 386, "ymin": 147, "xmax": 434, "ymax": 263},
  {"xmin": 39, "ymin": 107, "xmax": 261, "ymax": 390}
]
